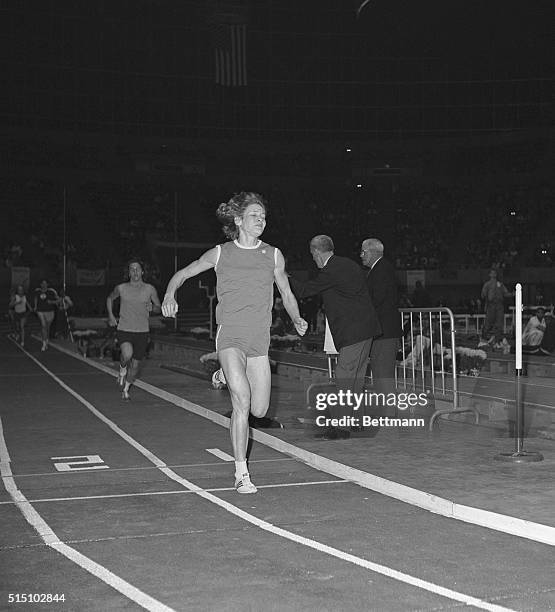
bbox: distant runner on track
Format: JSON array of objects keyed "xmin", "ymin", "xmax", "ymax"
[
  {"xmin": 107, "ymin": 259, "xmax": 161, "ymax": 400},
  {"xmin": 9, "ymin": 284, "xmax": 31, "ymax": 347},
  {"xmin": 33, "ymin": 279, "xmax": 59, "ymax": 352},
  {"xmin": 162, "ymin": 192, "xmax": 307, "ymax": 494}
]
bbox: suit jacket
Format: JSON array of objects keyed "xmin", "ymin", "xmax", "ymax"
[
  {"xmin": 365, "ymin": 257, "xmax": 402, "ymax": 339},
  {"xmin": 291, "ymin": 255, "xmax": 381, "ymax": 350}
]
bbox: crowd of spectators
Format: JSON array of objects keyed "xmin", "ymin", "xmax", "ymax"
[
  {"xmin": 3, "ymin": 138, "xmax": 107, "ymax": 171},
  {"xmin": 1, "ymin": 178, "xmax": 65, "ymax": 273},
  {"xmin": 392, "ymin": 182, "xmax": 470, "ymax": 269},
  {"xmin": 3, "ymin": 175, "xmax": 554, "ymax": 324},
  {"xmin": 454, "ymin": 139, "xmax": 551, "ymax": 176},
  {"xmin": 3, "ymin": 177, "xmax": 554, "ymax": 277},
  {"xmin": 463, "ymin": 183, "xmax": 554, "ymax": 269}
]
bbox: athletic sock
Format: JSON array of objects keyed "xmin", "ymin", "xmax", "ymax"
[{"xmin": 234, "ymin": 460, "xmax": 248, "ymax": 481}]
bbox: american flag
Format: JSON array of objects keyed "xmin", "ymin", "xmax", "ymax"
[{"xmin": 213, "ymin": 22, "xmax": 247, "ymax": 87}]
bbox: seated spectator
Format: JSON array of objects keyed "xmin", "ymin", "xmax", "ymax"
[
  {"xmin": 522, "ymin": 307, "xmax": 548, "ymax": 350},
  {"xmin": 399, "ymin": 321, "xmax": 445, "ymax": 367},
  {"xmin": 537, "ymin": 316, "xmax": 555, "ymax": 355}
]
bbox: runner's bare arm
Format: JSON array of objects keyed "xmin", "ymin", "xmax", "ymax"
[
  {"xmin": 106, "ymin": 285, "xmax": 121, "ymax": 325},
  {"xmin": 162, "ymin": 247, "xmax": 218, "ymax": 318},
  {"xmin": 149, "ymin": 286, "xmax": 162, "ymax": 314},
  {"xmin": 274, "ymin": 249, "xmax": 308, "ymax": 336}
]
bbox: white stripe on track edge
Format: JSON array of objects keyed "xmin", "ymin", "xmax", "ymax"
[
  {"xmin": 45, "ymin": 338, "xmax": 555, "ymax": 548},
  {"xmin": 0, "ymin": 417, "xmax": 174, "ymax": 612},
  {"xmin": 12, "ymin": 340, "xmax": 517, "ymax": 611}
]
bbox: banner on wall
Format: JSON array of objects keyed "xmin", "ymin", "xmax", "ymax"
[
  {"xmin": 11, "ymin": 266, "xmax": 30, "ymax": 289},
  {"xmin": 406, "ymin": 270, "xmax": 426, "ymax": 291},
  {"xmin": 76, "ymin": 269, "xmax": 106, "ymax": 286}
]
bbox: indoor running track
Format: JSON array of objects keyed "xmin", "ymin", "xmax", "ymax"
[{"xmin": 0, "ymin": 335, "xmax": 553, "ymax": 612}]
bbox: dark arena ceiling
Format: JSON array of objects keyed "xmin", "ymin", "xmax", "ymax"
[{"xmin": 2, "ymin": 0, "xmax": 554, "ymax": 139}]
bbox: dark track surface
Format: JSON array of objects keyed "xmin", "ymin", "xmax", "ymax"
[{"xmin": 1, "ymin": 335, "xmax": 554, "ymax": 611}]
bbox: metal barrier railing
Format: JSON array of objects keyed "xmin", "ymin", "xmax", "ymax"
[
  {"xmin": 397, "ymin": 307, "xmax": 479, "ymax": 429},
  {"xmin": 453, "ymin": 313, "xmax": 513, "ymax": 335}
]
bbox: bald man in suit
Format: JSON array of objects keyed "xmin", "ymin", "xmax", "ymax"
[{"xmin": 291, "ymin": 235, "xmax": 381, "ymax": 438}]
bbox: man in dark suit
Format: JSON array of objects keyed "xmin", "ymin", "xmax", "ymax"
[
  {"xmin": 291, "ymin": 235, "xmax": 381, "ymax": 438},
  {"xmin": 361, "ymin": 238, "xmax": 403, "ymax": 413}
]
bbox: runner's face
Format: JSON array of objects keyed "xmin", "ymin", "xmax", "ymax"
[
  {"xmin": 129, "ymin": 263, "xmax": 143, "ymax": 282},
  {"xmin": 236, "ymin": 204, "xmax": 266, "ymax": 238}
]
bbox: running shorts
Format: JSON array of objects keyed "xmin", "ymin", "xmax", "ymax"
[
  {"xmin": 215, "ymin": 324, "xmax": 270, "ymax": 358},
  {"xmin": 116, "ymin": 330, "xmax": 150, "ymax": 360},
  {"xmin": 37, "ymin": 311, "xmax": 55, "ymax": 325}
]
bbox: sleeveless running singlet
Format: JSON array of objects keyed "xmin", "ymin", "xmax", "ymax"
[
  {"xmin": 117, "ymin": 283, "xmax": 154, "ymax": 333},
  {"xmin": 215, "ymin": 240, "xmax": 276, "ymax": 328}
]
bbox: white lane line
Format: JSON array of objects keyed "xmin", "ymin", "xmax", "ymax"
[
  {"xmin": 0, "ymin": 417, "xmax": 174, "ymax": 612},
  {"xmin": 8, "ymin": 457, "xmax": 296, "ymax": 480},
  {"xmin": 45, "ymin": 339, "xmax": 555, "ymax": 546},
  {"xmin": 162, "ymin": 468, "xmax": 516, "ymax": 612},
  {"xmin": 20, "ymin": 344, "xmax": 517, "ymax": 611},
  {"xmin": 0, "ymin": 371, "xmax": 102, "ymax": 377},
  {"xmin": 0, "ymin": 479, "xmax": 347, "ymax": 505},
  {"xmin": 206, "ymin": 448, "xmax": 234, "ymax": 462},
  {"xmin": 11, "ymin": 344, "xmax": 167, "ymax": 470}
]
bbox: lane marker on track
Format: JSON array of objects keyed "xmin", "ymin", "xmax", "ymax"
[
  {"xmin": 8, "ymin": 457, "xmax": 296, "ymax": 480},
  {"xmin": 0, "ymin": 479, "xmax": 348, "ymax": 505},
  {"xmin": 12, "ymin": 341, "xmax": 519, "ymax": 611},
  {"xmin": 44, "ymin": 338, "xmax": 555, "ymax": 548},
  {"xmin": 0, "ymin": 417, "xmax": 174, "ymax": 612},
  {"xmin": 206, "ymin": 448, "xmax": 234, "ymax": 461}
]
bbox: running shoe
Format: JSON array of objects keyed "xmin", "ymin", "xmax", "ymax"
[
  {"xmin": 235, "ymin": 473, "xmax": 257, "ymax": 494},
  {"xmin": 121, "ymin": 388, "xmax": 130, "ymax": 401},
  {"xmin": 211, "ymin": 368, "xmax": 227, "ymax": 389},
  {"xmin": 41, "ymin": 342, "xmax": 47, "ymax": 352},
  {"xmin": 117, "ymin": 366, "xmax": 127, "ymax": 387}
]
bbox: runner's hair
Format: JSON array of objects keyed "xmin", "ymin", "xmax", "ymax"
[
  {"xmin": 216, "ymin": 192, "xmax": 267, "ymax": 240},
  {"xmin": 124, "ymin": 257, "xmax": 147, "ymax": 281}
]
